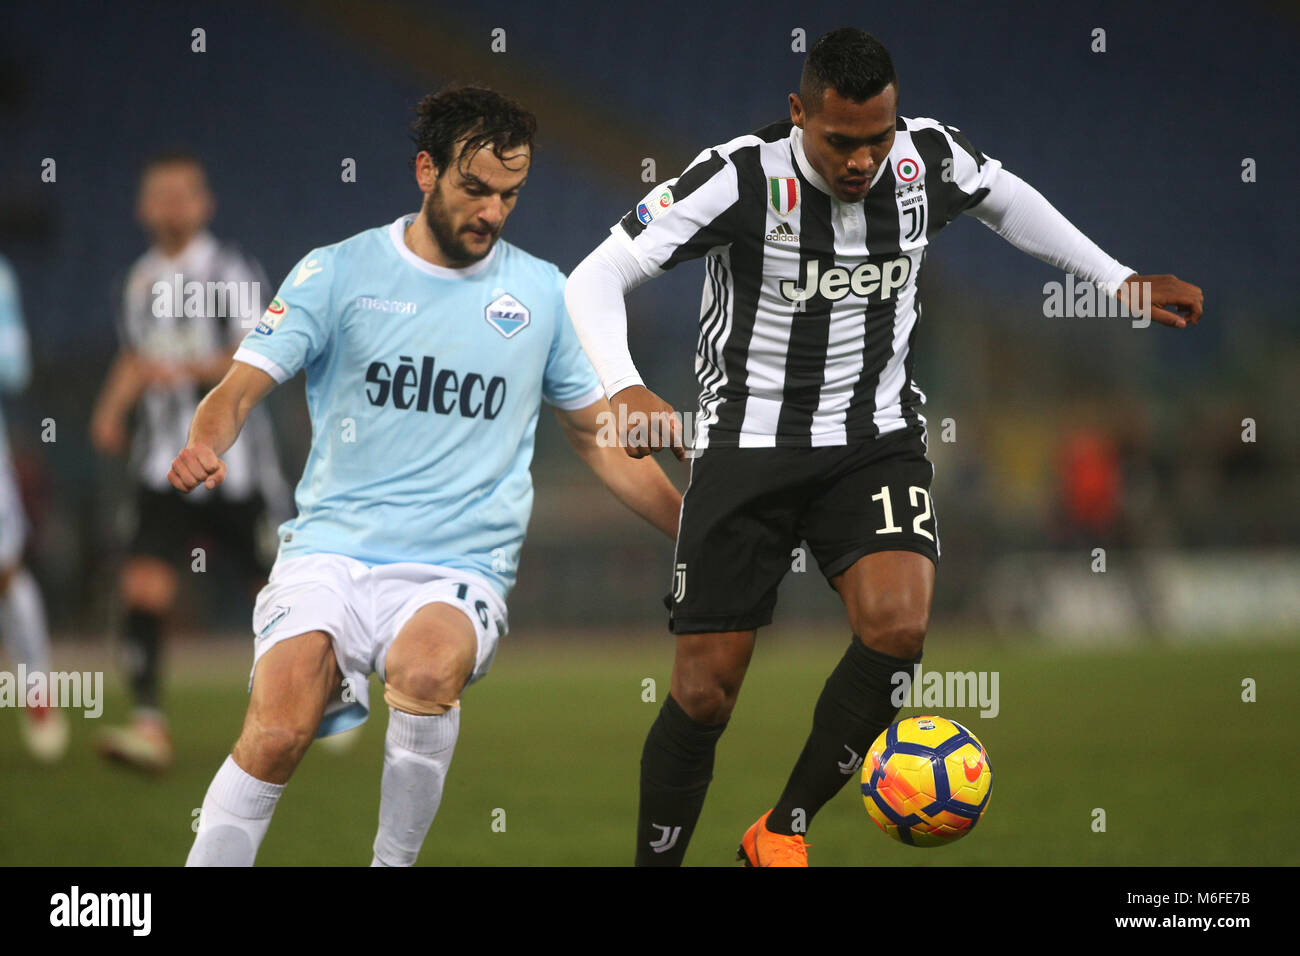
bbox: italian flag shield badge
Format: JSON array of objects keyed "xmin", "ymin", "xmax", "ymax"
[{"xmin": 769, "ymin": 176, "xmax": 799, "ymax": 217}]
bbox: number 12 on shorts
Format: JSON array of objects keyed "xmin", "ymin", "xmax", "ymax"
[{"xmin": 870, "ymin": 485, "xmax": 935, "ymax": 541}]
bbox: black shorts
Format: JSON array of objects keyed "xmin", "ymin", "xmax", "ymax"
[
  {"xmin": 666, "ymin": 426, "xmax": 939, "ymax": 634},
  {"xmin": 129, "ymin": 486, "xmax": 269, "ymax": 579}
]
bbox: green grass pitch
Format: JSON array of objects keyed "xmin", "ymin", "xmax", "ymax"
[{"xmin": 2, "ymin": 632, "xmax": 1296, "ymax": 866}]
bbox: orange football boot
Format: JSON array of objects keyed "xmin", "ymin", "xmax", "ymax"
[{"xmin": 737, "ymin": 809, "xmax": 810, "ymax": 867}]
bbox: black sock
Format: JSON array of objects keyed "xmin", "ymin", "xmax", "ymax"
[
  {"xmin": 123, "ymin": 609, "xmax": 163, "ymax": 712},
  {"xmin": 635, "ymin": 694, "xmax": 728, "ymax": 867},
  {"xmin": 768, "ymin": 637, "xmax": 920, "ymax": 836}
]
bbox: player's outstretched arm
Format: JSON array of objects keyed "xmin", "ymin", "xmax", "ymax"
[
  {"xmin": 565, "ymin": 240, "xmax": 693, "ymax": 460},
  {"xmin": 89, "ymin": 349, "xmax": 150, "ymax": 456},
  {"xmin": 968, "ymin": 169, "xmax": 1204, "ymax": 329},
  {"xmin": 555, "ymin": 397, "xmax": 682, "ymax": 541},
  {"xmin": 168, "ymin": 360, "xmax": 275, "ymax": 493}
]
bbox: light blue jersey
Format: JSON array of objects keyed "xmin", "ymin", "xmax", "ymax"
[
  {"xmin": 0, "ymin": 256, "xmax": 32, "ymax": 445},
  {"xmin": 233, "ymin": 214, "xmax": 602, "ymax": 599},
  {"xmin": 0, "ymin": 255, "xmax": 32, "ymax": 562},
  {"xmin": 0, "ymin": 256, "xmax": 32, "ymax": 397}
]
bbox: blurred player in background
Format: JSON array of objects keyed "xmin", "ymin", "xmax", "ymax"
[
  {"xmin": 565, "ymin": 27, "xmax": 1203, "ymax": 865},
  {"xmin": 178, "ymin": 87, "xmax": 680, "ymax": 866},
  {"xmin": 0, "ymin": 253, "xmax": 66, "ymax": 762},
  {"xmin": 89, "ymin": 151, "xmax": 289, "ymax": 772}
]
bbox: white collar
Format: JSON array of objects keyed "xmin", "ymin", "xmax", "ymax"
[
  {"xmin": 789, "ymin": 125, "xmax": 832, "ymax": 197},
  {"xmin": 388, "ymin": 213, "xmax": 498, "ymax": 278},
  {"xmin": 150, "ymin": 230, "xmax": 218, "ymax": 269}
]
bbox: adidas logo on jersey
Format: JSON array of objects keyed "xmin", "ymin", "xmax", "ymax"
[{"xmin": 765, "ymin": 222, "xmax": 799, "ymax": 244}]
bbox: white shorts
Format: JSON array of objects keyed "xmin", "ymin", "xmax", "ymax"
[{"xmin": 249, "ymin": 553, "xmax": 509, "ymax": 738}]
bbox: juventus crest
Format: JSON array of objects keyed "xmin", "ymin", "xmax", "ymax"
[{"xmin": 672, "ymin": 562, "xmax": 687, "ymax": 602}]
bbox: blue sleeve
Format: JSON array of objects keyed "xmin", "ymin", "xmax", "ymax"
[
  {"xmin": 233, "ymin": 248, "xmax": 335, "ymax": 382},
  {"xmin": 0, "ymin": 257, "xmax": 31, "ymax": 392},
  {"xmin": 542, "ymin": 270, "xmax": 603, "ymax": 409}
]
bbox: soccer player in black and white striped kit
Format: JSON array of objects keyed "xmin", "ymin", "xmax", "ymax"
[
  {"xmin": 90, "ymin": 152, "xmax": 290, "ymax": 771},
  {"xmin": 565, "ymin": 27, "xmax": 1203, "ymax": 865}
]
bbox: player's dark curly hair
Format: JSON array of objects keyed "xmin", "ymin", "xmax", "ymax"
[
  {"xmin": 410, "ymin": 85, "xmax": 536, "ymax": 176},
  {"xmin": 801, "ymin": 28, "xmax": 897, "ymax": 111}
]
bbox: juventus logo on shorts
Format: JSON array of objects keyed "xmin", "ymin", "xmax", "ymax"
[
  {"xmin": 672, "ymin": 563, "xmax": 687, "ymax": 602},
  {"xmin": 649, "ymin": 823, "xmax": 682, "ymax": 854},
  {"xmin": 838, "ymin": 745, "xmax": 864, "ymax": 776}
]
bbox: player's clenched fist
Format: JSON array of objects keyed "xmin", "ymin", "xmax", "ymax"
[
  {"xmin": 168, "ymin": 442, "xmax": 227, "ymax": 492},
  {"xmin": 610, "ymin": 384, "xmax": 686, "ymax": 461}
]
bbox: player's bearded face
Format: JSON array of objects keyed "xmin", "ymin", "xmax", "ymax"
[
  {"xmin": 795, "ymin": 85, "xmax": 898, "ymax": 203},
  {"xmin": 423, "ymin": 145, "xmax": 529, "ymax": 266}
]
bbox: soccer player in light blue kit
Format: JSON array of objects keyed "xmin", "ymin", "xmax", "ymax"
[
  {"xmin": 176, "ymin": 88, "xmax": 682, "ymax": 866},
  {"xmin": 0, "ymin": 254, "xmax": 65, "ymax": 762}
]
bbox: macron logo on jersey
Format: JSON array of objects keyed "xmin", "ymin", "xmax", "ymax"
[
  {"xmin": 293, "ymin": 258, "xmax": 323, "ymax": 287},
  {"xmin": 356, "ymin": 296, "xmax": 418, "ymax": 314}
]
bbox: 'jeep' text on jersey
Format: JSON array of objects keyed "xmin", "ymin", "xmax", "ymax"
[{"xmin": 612, "ymin": 118, "xmax": 1001, "ymax": 448}]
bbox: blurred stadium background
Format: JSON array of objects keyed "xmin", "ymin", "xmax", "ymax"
[{"xmin": 0, "ymin": 0, "xmax": 1296, "ymax": 865}]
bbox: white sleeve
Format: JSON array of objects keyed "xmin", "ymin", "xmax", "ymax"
[
  {"xmin": 563, "ymin": 234, "xmax": 657, "ymax": 399},
  {"xmin": 967, "ymin": 169, "xmax": 1135, "ymax": 294}
]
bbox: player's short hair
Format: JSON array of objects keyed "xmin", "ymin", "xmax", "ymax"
[
  {"xmin": 140, "ymin": 148, "xmax": 206, "ymax": 180},
  {"xmin": 410, "ymin": 85, "xmax": 536, "ymax": 177},
  {"xmin": 801, "ymin": 28, "xmax": 897, "ymax": 112}
]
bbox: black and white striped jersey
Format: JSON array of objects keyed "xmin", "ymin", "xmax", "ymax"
[
  {"xmin": 117, "ymin": 231, "xmax": 286, "ymax": 504},
  {"xmin": 611, "ymin": 117, "xmax": 1001, "ymax": 449}
]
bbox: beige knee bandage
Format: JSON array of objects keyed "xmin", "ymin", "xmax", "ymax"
[{"xmin": 384, "ymin": 683, "xmax": 460, "ymax": 716}]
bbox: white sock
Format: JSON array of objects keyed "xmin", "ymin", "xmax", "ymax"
[
  {"xmin": 187, "ymin": 755, "xmax": 285, "ymax": 866},
  {"xmin": 0, "ymin": 568, "xmax": 51, "ymax": 676},
  {"xmin": 370, "ymin": 708, "xmax": 459, "ymax": 867}
]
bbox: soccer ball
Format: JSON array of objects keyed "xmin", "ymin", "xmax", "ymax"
[{"xmin": 861, "ymin": 715, "xmax": 992, "ymax": 847}]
